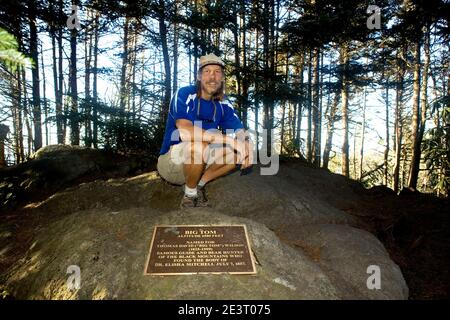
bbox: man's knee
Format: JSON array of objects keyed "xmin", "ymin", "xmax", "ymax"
[
  {"xmin": 184, "ymin": 141, "xmax": 209, "ymax": 164},
  {"xmin": 209, "ymin": 145, "xmax": 237, "ymax": 166}
]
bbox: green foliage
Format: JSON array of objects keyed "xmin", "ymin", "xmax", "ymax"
[
  {"xmin": 0, "ymin": 27, "xmax": 33, "ymax": 73},
  {"xmin": 45, "ymin": 98, "xmax": 161, "ymax": 157},
  {"xmin": 360, "ymin": 162, "xmax": 385, "ymax": 189},
  {"xmin": 283, "ymin": 138, "xmax": 304, "ymax": 158},
  {"xmin": 422, "ymin": 97, "xmax": 450, "ymax": 197},
  {"xmin": 100, "ymin": 118, "xmax": 159, "ymax": 157}
]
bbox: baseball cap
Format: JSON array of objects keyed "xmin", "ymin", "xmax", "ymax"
[{"xmin": 199, "ymin": 53, "xmax": 225, "ymax": 69}]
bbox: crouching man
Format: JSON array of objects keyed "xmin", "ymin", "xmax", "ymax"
[{"xmin": 157, "ymin": 53, "xmax": 253, "ymax": 208}]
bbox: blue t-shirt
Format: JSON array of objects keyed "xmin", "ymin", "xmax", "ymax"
[{"xmin": 159, "ymin": 85, "xmax": 244, "ymax": 155}]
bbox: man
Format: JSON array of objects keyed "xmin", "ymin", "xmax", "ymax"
[{"xmin": 157, "ymin": 53, "xmax": 253, "ymax": 208}]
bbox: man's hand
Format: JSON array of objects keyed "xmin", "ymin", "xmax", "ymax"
[
  {"xmin": 232, "ymin": 136, "xmax": 253, "ymax": 169},
  {"xmin": 241, "ymin": 139, "xmax": 254, "ymax": 169},
  {"xmin": 245, "ymin": 139, "xmax": 254, "ymax": 169}
]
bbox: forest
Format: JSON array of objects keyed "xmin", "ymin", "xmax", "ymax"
[{"xmin": 0, "ymin": 0, "xmax": 449, "ymax": 196}]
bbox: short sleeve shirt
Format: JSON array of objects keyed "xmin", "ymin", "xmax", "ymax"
[{"xmin": 159, "ymin": 85, "xmax": 244, "ymax": 155}]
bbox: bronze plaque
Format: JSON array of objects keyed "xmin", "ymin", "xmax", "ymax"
[{"xmin": 144, "ymin": 225, "xmax": 257, "ymax": 275}]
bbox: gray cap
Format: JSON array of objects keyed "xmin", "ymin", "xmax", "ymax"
[{"xmin": 199, "ymin": 53, "xmax": 225, "ymax": 69}]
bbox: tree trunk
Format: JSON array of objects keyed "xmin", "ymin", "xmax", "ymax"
[
  {"xmin": 360, "ymin": 87, "xmax": 367, "ymax": 181},
  {"xmin": 22, "ymin": 69, "xmax": 33, "ymax": 157},
  {"xmin": 311, "ymin": 47, "xmax": 320, "ymax": 167},
  {"xmin": 280, "ymin": 50, "xmax": 290, "ymax": 154},
  {"xmin": 57, "ymin": 0, "xmax": 64, "ymax": 144},
  {"xmin": 322, "ymin": 93, "xmax": 340, "ymax": 169},
  {"xmin": 280, "ymin": 102, "xmax": 286, "ymax": 154},
  {"xmin": 119, "ymin": 16, "xmax": 130, "ymax": 112},
  {"xmin": 0, "ymin": 125, "xmax": 9, "ymax": 167},
  {"xmin": 128, "ymin": 21, "xmax": 137, "ymax": 116},
  {"xmin": 92, "ymin": 10, "xmax": 99, "ymax": 148},
  {"xmin": 13, "ymin": 70, "xmax": 24, "ymax": 163},
  {"xmin": 384, "ymin": 83, "xmax": 390, "ymax": 185},
  {"xmin": 233, "ymin": 1, "xmax": 242, "ymax": 119},
  {"xmin": 353, "ymin": 123, "xmax": 357, "ymax": 179},
  {"xmin": 416, "ymin": 25, "xmax": 431, "ymax": 188},
  {"xmin": 318, "ymin": 52, "xmax": 324, "ymax": 163},
  {"xmin": 306, "ymin": 50, "xmax": 312, "ymax": 162},
  {"xmin": 85, "ymin": 9, "xmax": 93, "ymax": 146},
  {"xmin": 172, "ymin": 7, "xmax": 179, "ymax": 94},
  {"xmin": 254, "ymin": 27, "xmax": 260, "ymax": 156},
  {"xmin": 446, "ymin": 78, "xmax": 450, "ymax": 197},
  {"xmin": 193, "ymin": 0, "xmax": 198, "ymax": 81},
  {"xmin": 29, "ymin": 0, "xmax": 42, "ymax": 151},
  {"xmin": 393, "ymin": 47, "xmax": 406, "ymax": 193},
  {"xmin": 340, "ymin": 44, "xmax": 350, "ymax": 178},
  {"xmin": 69, "ymin": 0, "xmax": 79, "ymax": 146},
  {"xmin": 40, "ymin": 44, "xmax": 49, "ymax": 146},
  {"xmin": 138, "ymin": 51, "xmax": 145, "ymax": 120},
  {"xmin": 159, "ymin": 4, "xmax": 171, "ymax": 131},
  {"xmin": 288, "ymin": 102, "xmax": 293, "ymax": 144},
  {"xmin": 241, "ymin": 0, "xmax": 248, "ymax": 128},
  {"xmin": 296, "ymin": 53, "xmax": 304, "ymax": 155},
  {"xmin": 407, "ymin": 37, "xmax": 422, "ymax": 189},
  {"xmin": 262, "ymin": 0, "xmax": 273, "ymax": 156},
  {"xmin": 292, "ymin": 70, "xmax": 297, "ymax": 143},
  {"xmin": 50, "ymin": 24, "xmax": 62, "ymax": 145},
  {"xmin": 131, "ymin": 23, "xmax": 138, "ymax": 121}
]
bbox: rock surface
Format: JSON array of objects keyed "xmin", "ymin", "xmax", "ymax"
[
  {"xmin": 0, "ymin": 163, "xmax": 409, "ymax": 299},
  {"xmin": 0, "ymin": 145, "xmax": 154, "ymax": 210}
]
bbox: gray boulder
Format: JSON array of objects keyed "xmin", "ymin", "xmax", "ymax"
[
  {"xmin": 0, "ymin": 166, "xmax": 408, "ymax": 299},
  {"xmin": 0, "ymin": 145, "xmax": 154, "ymax": 210}
]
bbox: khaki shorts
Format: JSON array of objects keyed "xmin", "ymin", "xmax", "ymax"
[{"xmin": 157, "ymin": 142, "xmax": 234, "ymax": 185}]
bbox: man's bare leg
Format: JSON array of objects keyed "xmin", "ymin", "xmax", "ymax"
[
  {"xmin": 183, "ymin": 141, "xmax": 208, "ymax": 188},
  {"xmin": 183, "ymin": 163, "xmax": 205, "ymax": 188},
  {"xmin": 199, "ymin": 146, "xmax": 237, "ymax": 184},
  {"xmin": 200, "ymin": 163, "xmax": 236, "ymax": 184}
]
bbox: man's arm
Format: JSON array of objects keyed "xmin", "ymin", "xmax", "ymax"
[
  {"xmin": 217, "ymin": 99, "xmax": 253, "ymax": 169},
  {"xmin": 175, "ymin": 119, "xmax": 231, "ymax": 144},
  {"xmin": 176, "ymin": 119, "xmax": 249, "ymax": 166}
]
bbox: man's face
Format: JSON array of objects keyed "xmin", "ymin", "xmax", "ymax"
[{"xmin": 198, "ymin": 64, "xmax": 224, "ymax": 97}]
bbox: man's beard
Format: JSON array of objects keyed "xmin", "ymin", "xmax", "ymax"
[{"xmin": 202, "ymin": 81, "xmax": 223, "ymax": 96}]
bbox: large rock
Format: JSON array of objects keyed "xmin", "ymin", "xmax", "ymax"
[
  {"xmin": 0, "ymin": 208, "xmax": 407, "ymax": 299},
  {"xmin": 0, "ymin": 166, "xmax": 408, "ymax": 299},
  {"xmin": 31, "ymin": 165, "xmax": 361, "ymax": 229},
  {"xmin": 278, "ymin": 224, "xmax": 408, "ymax": 299},
  {"xmin": 0, "ymin": 145, "xmax": 154, "ymax": 210},
  {"xmin": 0, "ymin": 157, "xmax": 408, "ymax": 299}
]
